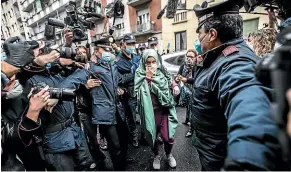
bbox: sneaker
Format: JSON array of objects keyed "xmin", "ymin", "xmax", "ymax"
[
  {"xmin": 185, "ymin": 130, "xmax": 193, "ymax": 137},
  {"xmin": 99, "ymin": 138, "xmax": 108, "ymax": 150},
  {"xmin": 167, "ymin": 153, "xmax": 176, "ymax": 168},
  {"xmin": 153, "ymin": 155, "xmax": 161, "ymax": 170}
]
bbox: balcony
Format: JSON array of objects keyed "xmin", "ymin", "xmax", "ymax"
[
  {"xmin": 13, "ymin": 0, "xmax": 18, "ymax": 5},
  {"xmin": 127, "ymin": 0, "xmax": 151, "ymax": 7},
  {"xmin": 15, "ymin": 11, "xmax": 21, "ymax": 21},
  {"xmin": 27, "ymin": 0, "xmax": 71, "ymax": 27},
  {"xmin": 173, "ymin": 11, "xmax": 187, "ymax": 24},
  {"xmin": 113, "ymin": 28, "xmax": 126, "ymax": 39},
  {"xmin": 133, "ymin": 22, "xmax": 155, "ymax": 36},
  {"xmin": 19, "ymin": 27, "xmax": 25, "ymax": 34},
  {"xmin": 22, "ymin": 0, "xmax": 34, "ymax": 12}
]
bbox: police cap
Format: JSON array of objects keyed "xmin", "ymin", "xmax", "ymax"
[
  {"xmin": 138, "ymin": 43, "xmax": 146, "ymax": 49},
  {"xmin": 123, "ymin": 34, "xmax": 136, "ymax": 44},
  {"xmin": 193, "ymin": 0, "xmax": 244, "ymax": 33},
  {"xmin": 91, "ymin": 36, "xmax": 115, "ymax": 49},
  {"xmin": 148, "ymin": 36, "xmax": 158, "ymax": 45}
]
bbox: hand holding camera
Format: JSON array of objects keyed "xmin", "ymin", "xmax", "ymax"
[
  {"xmin": 64, "ymin": 28, "xmax": 74, "ymax": 46},
  {"xmin": 34, "ymin": 50, "xmax": 60, "ymax": 66}
]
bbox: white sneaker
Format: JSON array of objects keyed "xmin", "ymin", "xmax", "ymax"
[
  {"xmin": 153, "ymin": 155, "xmax": 161, "ymax": 170},
  {"xmin": 167, "ymin": 153, "xmax": 177, "ymax": 168}
]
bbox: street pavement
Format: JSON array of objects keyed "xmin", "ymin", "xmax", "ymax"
[{"xmin": 100, "ymin": 107, "xmax": 201, "ymax": 171}]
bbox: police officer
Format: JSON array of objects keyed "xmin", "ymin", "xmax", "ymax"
[
  {"xmin": 59, "ymin": 36, "xmax": 134, "ymax": 170},
  {"xmin": 191, "ymin": 0, "xmax": 283, "ymax": 170},
  {"xmin": 148, "ymin": 36, "xmax": 163, "ymax": 63},
  {"xmin": 116, "ymin": 34, "xmax": 140, "ymax": 148},
  {"xmin": 138, "ymin": 43, "xmax": 147, "ymax": 57}
]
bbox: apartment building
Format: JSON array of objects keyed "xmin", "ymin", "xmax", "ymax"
[
  {"xmin": 161, "ymin": 0, "xmax": 271, "ymax": 52},
  {"xmin": 127, "ymin": 0, "xmax": 163, "ymax": 49},
  {"xmin": 1, "ymin": 0, "xmax": 26, "ymax": 39}
]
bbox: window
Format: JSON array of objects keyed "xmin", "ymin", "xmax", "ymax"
[
  {"xmin": 175, "ymin": 31, "xmax": 187, "ymax": 51},
  {"xmin": 116, "ymin": 23, "xmax": 124, "ymax": 29},
  {"xmin": 177, "ymin": 0, "xmax": 186, "ymax": 10},
  {"xmin": 8, "ymin": 11, "xmax": 11, "ymax": 18},
  {"xmin": 243, "ymin": 18, "xmax": 259, "ymax": 36},
  {"xmin": 164, "ymin": 55, "xmax": 185, "ymax": 66},
  {"xmin": 137, "ymin": 9, "xmax": 149, "ymax": 25}
]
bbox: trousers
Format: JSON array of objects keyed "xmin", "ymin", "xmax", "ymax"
[
  {"xmin": 79, "ymin": 112, "xmax": 106, "ymax": 161},
  {"xmin": 153, "ymin": 110, "xmax": 174, "ymax": 155},
  {"xmin": 44, "ymin": 134, "xmax": 94, "ymax": 171},
  {"xmin": 99, "ymin": 114, "xmax": 129, "ymax": 170},
  {"xmin": 123, "ymin": 96, "xmax": 138, "ymax": 141}
]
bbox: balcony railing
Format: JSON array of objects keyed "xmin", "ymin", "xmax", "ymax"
[
  {"xmin": 134, "ymin": 22, "xmax": 153, "ymax": 33},
  {"xmin": 127, "ymin": 0, "xmax": 151, "ymax": 7},
  {"xmin": 113, "ymin": 28, "xmax": 126, "ymax": 38},
  {"xmin": 173, "ymin": 11, "xmax": 187, "ymax": 23},
  {"xmin": 22, "ymin": 0, "xmax": 34, "ymax": 12},
  {"xmin": 27, "ymin": 0, "xmax": 71, "ymax": 27}
]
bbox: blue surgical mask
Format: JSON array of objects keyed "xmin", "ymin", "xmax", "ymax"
[
  {"xmin": 126, "ymin": 46, "xmax": 136, "ymax": 54},
  {"xmin": 194, "ymin": 40, "xmax": 202, "ymax": 54},
  {"xmin": 100, "ymin": 52, "xmax": 114, "ymax": 63}
]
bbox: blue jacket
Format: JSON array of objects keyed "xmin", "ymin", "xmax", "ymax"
[
  {"xmin": 191, "ymin": 38, "xmax": 282, "ymax": 170},
  {"xmin": 59, "ymin": 62, "xmax": 134, "ymax": 125},
  {"xmin": 25, "ymin": 72, "xmax": 84, "ymax": 153}
]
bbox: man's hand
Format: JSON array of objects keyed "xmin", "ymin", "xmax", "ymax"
[
  {"xmin": 34, "ymin": 50, "xmax": 60, "ymax": 66},
  {"xmin": 59, "ymin": 58, "xmax": 74, "ymax": 66},
  {"xmin": 85, "ymin": 78, "xmax": 102, "ymax": 89},
  {"xmin": 173, "ymin": 86, "xmax": 180, "ymax": 96},
  {"xmin": 3, "ymin": 37, "xmax": 39, "ymax": 68},
  {"xmin": 117, "ymin": 88, "xmax": 125, "ymax": 95},
  {"xmin": 27, "ymin": 86, "xmax": 50, "ymax": 121},
  {"xmin": 64, "ymin": 28, "xmax": 73, "ymax": 46},
  {"xmin": 44, "ymin": 99, "xmax": 59, "ymax": 113}
]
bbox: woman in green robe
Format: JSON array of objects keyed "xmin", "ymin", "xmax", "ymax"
[{"xmin": 134, "ymin": 49, "xmax": 179, "ymax": 170}]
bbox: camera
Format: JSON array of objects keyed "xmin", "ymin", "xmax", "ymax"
[{"xmin": 32, "ymin": 82, "xmax": 76, "ymax": 101}]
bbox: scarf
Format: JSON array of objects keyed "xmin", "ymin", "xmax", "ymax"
[{"xmin": 134, "ymin": 49, "xmax": 178, "ymax": 147}]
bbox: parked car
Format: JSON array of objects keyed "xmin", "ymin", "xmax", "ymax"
[{"xmin": 161, "ymin": 51, "xmax": 187, "ymax": 76}]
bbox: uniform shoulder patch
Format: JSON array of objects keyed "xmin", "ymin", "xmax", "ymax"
[{"xmin": 222, "ymin": 45, "xmax": 239, "ymax": 57}]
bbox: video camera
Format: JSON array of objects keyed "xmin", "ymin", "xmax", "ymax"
[
  {"xmin": 32, "ymin": 82, "xmax": 76, "ymax": 101},
  {"xmin": 243, "ymin": 0, "xmax": 291, "ymax": 20}
]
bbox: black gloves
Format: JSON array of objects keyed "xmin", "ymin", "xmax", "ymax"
[{"xmin": 3, "ymin": 36, "xmax": 39, "ymax": 68}]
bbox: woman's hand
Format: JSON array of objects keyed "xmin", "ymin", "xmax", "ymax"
[{"xmin": 173, "ymin": 86, "xmax": 180, "ymax": 96}]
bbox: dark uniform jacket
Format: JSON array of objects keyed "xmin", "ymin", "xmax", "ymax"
[
  {"xmin": 59, "ymin": 62, "xmax": 134, "ymax": 125},
  {"xmin": 25, "ymin": 72, "xmax": 84, "ymax": 153},
  {"xmin": 191, "ymin": 38, "xmax": 282, "ymax": 170}
]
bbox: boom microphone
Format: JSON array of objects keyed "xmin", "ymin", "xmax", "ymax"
[
  {"xmin": 47, "ymin": 18, "xmax": 65, "ymax": 28},
  {"xmin": 157, "ymin": 5, "xmax": 167, "ymax": 19},
  {"xmin": 87, "ymin": 12, "xmax": 103, "ymax": 18},
  {"xmin": 166, "ymin": 0, "xmax": 179, "ymax": 19}
]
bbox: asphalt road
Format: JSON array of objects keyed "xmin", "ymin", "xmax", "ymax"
[{"xmin": 100, "ymin": 107, "xmax": 201, "ymax": 171}]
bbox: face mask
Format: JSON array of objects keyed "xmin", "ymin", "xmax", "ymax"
[
  {"xmin": 194, "ymin": 40, "xmax": 202, "ymax": 54},
  {"xmin": 154, "ymin": 47, "xmax": 158, "ymax": 52},
  {"xmin": 126, "ymin": 46, "xmax": 136, "ymax": 54},
  {"xmin": 100, "ymin": 52, "xmax": 114, "ymax": 63}
]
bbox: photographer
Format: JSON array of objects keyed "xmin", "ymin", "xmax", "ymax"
[{"xmin": 1, "ymin": 36, "xmax": 60, "ymax": 170}]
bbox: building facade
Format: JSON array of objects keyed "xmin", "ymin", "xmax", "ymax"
[
  {"xmin": 161, "ymin": 0, "xmax": 271, "ymax": 53},
  {"xmin": 1, "ymin": 0, "xmax": 26, "ymax": 39}
]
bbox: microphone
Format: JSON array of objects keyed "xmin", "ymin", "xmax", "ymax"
[
  {"xmin": 166, "ymin": 0, "xmax": 179, "ymax": 19},
  {"xmin": 157, "ymin": 5, "xmax": 167, "ymax": 19}
]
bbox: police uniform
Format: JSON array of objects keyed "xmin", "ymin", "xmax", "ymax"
[
  {"xmin": 148, "ymin": 37, "xmax": 163, "ymax": 63},
  {"xmin": 192, "ymin": 0, "xmax": 282, "ymax": 170},
  {"xmin": 60, "ymin": 36, "xmax": 133, "ymax": 170},
  {"xmin": 116, "ymin": 34, "xmax": 140, "ymax": 147}
]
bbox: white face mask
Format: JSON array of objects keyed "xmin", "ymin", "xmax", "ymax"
[{"xmin": 146, "ymin": 63, "xmax": 158, "ymax": 75}]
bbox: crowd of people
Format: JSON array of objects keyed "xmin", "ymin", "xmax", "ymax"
[{"xmin": 1, "ymin": 0, "xmax": 291, "ymax": 171}]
